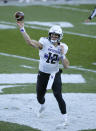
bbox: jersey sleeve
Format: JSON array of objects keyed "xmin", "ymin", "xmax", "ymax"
[
  {"xmin": 39, "ymin": 37, "xmax": 45, "ymax": 46},
  {"xmin": 38, "ymin": 37, "xmax": 46, "ymax": 50}
]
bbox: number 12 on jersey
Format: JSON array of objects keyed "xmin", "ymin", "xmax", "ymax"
[{"xmin": 46, "ymin": 52, "xmax": 59, "ymax": 64}]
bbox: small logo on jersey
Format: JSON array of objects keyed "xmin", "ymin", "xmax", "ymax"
[
  {"xmin": 44, "ymin": 53, "xmax": 48, "ymax": 59},
  {"xmin": 48, "ymin": 48, "xmax": 60, "ymax": 54},
  {"xmin": 51, "ymin": 75, "xmax": 53, "ymax": 79}
]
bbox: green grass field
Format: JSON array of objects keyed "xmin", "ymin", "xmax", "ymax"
[{"xmin": 0, "ymin": 3, "xmax": 96, "ymax": 131}]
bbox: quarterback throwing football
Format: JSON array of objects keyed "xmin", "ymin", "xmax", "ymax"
[{"xmin": 17, "ymin": 19, "xmax": 69, "ymax": 128}]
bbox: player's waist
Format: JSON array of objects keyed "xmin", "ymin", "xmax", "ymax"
[{"xmin": 38, "ymin": 69, "xmax": 62, "ymax": 75}]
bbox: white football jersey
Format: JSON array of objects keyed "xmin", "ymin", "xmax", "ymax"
[{"xmin": 39, "ymin": 37, "xmax": 68, "ymax": 74}]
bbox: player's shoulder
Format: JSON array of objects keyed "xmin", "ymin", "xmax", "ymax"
[
  {"xmin": 39, "ymin": 37, "xmax": 49, "ymax": 47},
  {"xmin": 39, "ymin": 37, "xmax": 48, "ymax": 42},
  {"xmin": 60, "ymin": 42, "xmax": 68, "ymax": 49}
]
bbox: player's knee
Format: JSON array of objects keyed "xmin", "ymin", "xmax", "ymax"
[{"xmin": 37, "ymin": 96, "xmax": 45, "ymax": 104}]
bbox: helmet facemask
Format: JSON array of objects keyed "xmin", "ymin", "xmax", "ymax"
[
  {"xmin": 48, "ymin": 25, "xmax": 63, "ymax": 44},
  {"xmin": 49, "ymin": 33, "xmax": 62, "ymax": 44}
]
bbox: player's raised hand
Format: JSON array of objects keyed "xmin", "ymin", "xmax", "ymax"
[
  {"xmin": 14, "ymin": 11, "xmax": 24, "ymax": 29},
  {"xmin": 15, "ymin": 11, "xmax": 24, "ymax": 21},
  {"xmin": 17, "ymin": 21, "xmax": 24, "ymax": 29}
]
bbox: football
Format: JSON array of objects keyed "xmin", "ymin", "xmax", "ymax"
[{"xmin": 15, "ymin": 11, "xmax": 24, "ymax": 21}]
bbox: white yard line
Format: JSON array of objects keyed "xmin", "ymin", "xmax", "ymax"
[
  {"xmin": 0, "ymin": 93, "xmax": 96, "ymax": 131},
  {"xmin": 20, "ymin": 65, "xmax": 36, "ymax": 69},
  {"xmin": 26, "ymin": 25, "xmax": 96, "ymax": 39},
  {"xmin": 0, "ymin": 52, "xmax": 96, "ymax": 73},
  {"xmin": 0, "ymin": 85, "xmax": 25, "ymax": 93},
  {"xmin": 25, "ymin": 21, "xmax": 74, "ymax": 28},
  {"xmin": 64, "ymin": 31, "xmax": 96, "ymax": 39},
  {"xmin": 69, "ymin": 66, "xmax": 96, "ymax": 73},
  {"xmin": 84, "ymin": 22, "xmax": 96, "ymax": 25},
  {"xmin": 0, "ymin": 21, "xmax": 96, "ymax": 39},
  {"xmin": 26, "ymin": 23, "xmax": 96, "ymax": 39},
  {"xmin": 92, "ymin": 63, "xmax": 96, "ymax": 65},
  {"xmin": 0, "ymin": 24, "xmax": 16, "ymax": 29},
  {"xmin": 50, "ymin": 5, "xmax": 90, "ymax": 13},
  {"xmin": 0, "ymin": 52, "xmax": 39, "ymax": 62},
  {"xmin": 0, "ymin": 73, "xmax": 86, "ymax": 85}
]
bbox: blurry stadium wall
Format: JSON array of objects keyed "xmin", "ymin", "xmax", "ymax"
[{"xmin": 1, "ymin": 0, "xmax": 96, "ymax": 4}]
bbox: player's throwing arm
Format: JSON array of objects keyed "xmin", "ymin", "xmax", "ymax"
[{"xmin": 15, "ymin": 11, "xmax": 43, "ymax": 49}]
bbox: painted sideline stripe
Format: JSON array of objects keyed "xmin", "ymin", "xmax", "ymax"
[
  {"xmin": 0, "ymin": 52, "xmax": 96, "ymax": 73},
  {"xmin": 50, "ymin": 5, "xmax": 90, "ymax": 12},
  {"xmin": 25, "ymin": 21, "xmax": 74, "ymax": 28},
  {"xmin": 69, "ymin": 66, "xmax": 96, "ymax": 73},
  {"xmin": 84, "ymin": 22, "xmax": 96, "ymax": 25},
  {"xmin": 92, "ymin": 63, "xmax": 96, "ymax": 65},
  {"xmin": 20, "ymin": 65, "xmax": 36, "ymax": 69},
  {"xmin": 0, "ymin": 21, "xmax": 96, "ymax": 39},
  {"xmin": 64, "ymin": 31, "xmax": 96, "ymax": 39},
  {"xmin": 0, "ymin": 74, "xmax": 86, "ymax": 84},
  {"xmin": 25, "ymin": 23, "xmax": 96, "ymax": 39},
  {"xmin": 27, "ymin": 25, "xmax": 96, "ymax": 39},
  {"xmin": 0, "ymin": 85, "xmax": 24, "ymax": 93},
  {"xmin": 0, "ymin": 24, "xmax": 16, "ymax": 29},
  {"xmin": 0, "ymin": 52, "xmax": 39, "ymax": 62}
]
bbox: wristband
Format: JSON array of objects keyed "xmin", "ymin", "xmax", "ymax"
[
  {"xmin": 61, "ymin": 54, "xmax": 66, "ymax": 60},
  {"xmin": 20, "ymin": 27, "xmax": 25, "ymax": 32}
]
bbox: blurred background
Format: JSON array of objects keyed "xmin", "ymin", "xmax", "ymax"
[{"xmin": 1, "ymin": 0, "xmax": 96, "ymax": 5}]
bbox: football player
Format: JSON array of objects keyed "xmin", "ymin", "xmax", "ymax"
[
  {"xmin": 86, "ymin": 7, "xmax": 96, "ymax": 22},
  {"xmin": 17, "ymin": 21, "xmax": 69, "ymax": 128}
]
